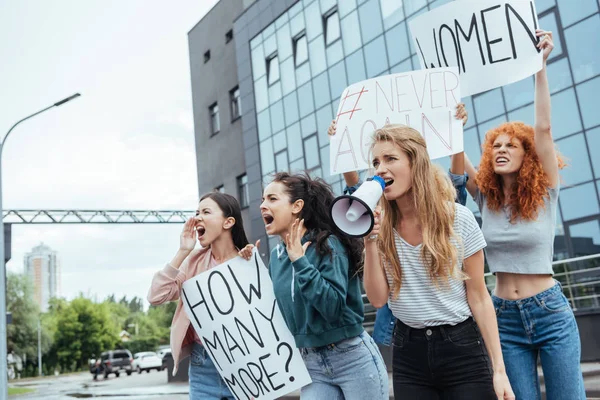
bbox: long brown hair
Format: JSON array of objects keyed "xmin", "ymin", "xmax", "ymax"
[{"xmin": 371, "ymin": 125, "xmax": 463, "ymax": 297}]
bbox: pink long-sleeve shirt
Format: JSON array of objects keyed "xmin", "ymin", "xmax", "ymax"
[{"xmin": 147, "ymin": 247, "xmax": 214, "ymax": 375}]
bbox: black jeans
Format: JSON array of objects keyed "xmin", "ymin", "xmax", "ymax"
[{"xmin": 392, "ymin": 317, "xmax": 496, "ymax": 399}]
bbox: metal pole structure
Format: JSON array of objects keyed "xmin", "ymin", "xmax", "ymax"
[
  {"xmin": 0, "ymin": 93, "xmax": 80, "ymax": 399},
  {"xmin": 37, "ymin": 319, "xmax": 41, "ymax": 376}
]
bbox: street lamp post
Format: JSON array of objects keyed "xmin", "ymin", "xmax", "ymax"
[{"xmin": 0, "ymin": 93, "xmax": 81, "ymax": 399}]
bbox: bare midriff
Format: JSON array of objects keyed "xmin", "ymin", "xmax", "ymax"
[{"xmin": 494, "ymin": 272, "xmax": 555, "ymax": 300}]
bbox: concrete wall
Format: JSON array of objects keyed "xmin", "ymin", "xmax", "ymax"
[{"xmin": 188, "ymin": 0, "xmax": 250, "ymax": 234}]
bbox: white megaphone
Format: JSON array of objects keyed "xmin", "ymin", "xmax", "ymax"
[{"xmin": 330, "ymin": 176, "xmax": 386, "ymax": 238}]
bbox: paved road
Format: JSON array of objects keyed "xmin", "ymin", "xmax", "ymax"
[{"xmin": 9, "ymin": 369, "xmax": 188, "ymax": 399}]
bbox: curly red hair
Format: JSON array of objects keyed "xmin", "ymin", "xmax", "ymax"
[{"xmin": 477, "ymin": 122, "xmax": 565, "ymax": 222}]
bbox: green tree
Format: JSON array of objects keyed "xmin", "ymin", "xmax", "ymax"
[{"xmin": 6, "ymin": 273, "xmax": 51, "ymax": 367}]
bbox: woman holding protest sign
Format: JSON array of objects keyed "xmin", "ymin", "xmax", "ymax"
[
  {"xmin": 450, "ymin": 29, "xmax": 585, "ymax": 399},
  {"xmin": 358, "ymin": 124, "xmax": 513, "ymax": 399},
  {"xmin": 239, "ymin": 172, "xmax": 389, "ymax": 399},
  {"xmin": 148, "ymin": 192, "xmax": 249, "ymax": 400}
]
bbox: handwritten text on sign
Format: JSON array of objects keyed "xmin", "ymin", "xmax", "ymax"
[
  {"xmin": 181, "ymin": 251, "xmax": 311, "ymax": 400},
  {"xmin": 409, "ymin": 0, "xmax": 542, "ymax": 97},
  {"xmin": 330, "ymin": 68, "xmax": 463, "ymax": 175}
]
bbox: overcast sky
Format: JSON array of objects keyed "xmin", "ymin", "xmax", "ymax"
[{"xmin": 0, "ymin": 0, "xmax": 219, "ymax": 306}]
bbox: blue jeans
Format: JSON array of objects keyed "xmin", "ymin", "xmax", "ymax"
[
  {"xmin": 300, "ymin": 331, "xmax": 389, "ymax": 399},
  {"xmin": 189, "ymin": 342, "xmax": 235, "ymax": 400},
  {"xmin": 492, "ymin": 282, "xmax": 585, "ymax": 400},
  {"xmin": 372, "ymin": 304, "xmax": 395, "ymax": 346}
]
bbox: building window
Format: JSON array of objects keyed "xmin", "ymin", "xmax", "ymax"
[
  {"xmin": 293, "ymin": 33, "xmax": 308, "ymax": 67},
  {"xmin": 204, "ymin": 50, "xmax": 211, "ymax": 63},
  {"xmin": 230, "ymin": 86, "xmax": 241, "ymax": 120},
  {"xmin": 209, "ymin": 103, "xmax": 220, "ymax": 135},
  {"xmin": 237, "ymin": 174, "xmax": 249, "ymax": 209},
  {"xmin": 215, "ymin": 184, "xmax": 225, "ymax": 193},
  {"xmin": 267, "ymin": 53, "xmax": 280, "ymax": 86},
  {"xmin": 324, "ymin": 8, "xmax": 341, "ymax": 46},
  {"xmin": 303, "ymin": 134, "xmax": 320, "ymax": 170},
  {"xmin": 225, "ymin": 29, "xmax": 233, "ymax": 44}
]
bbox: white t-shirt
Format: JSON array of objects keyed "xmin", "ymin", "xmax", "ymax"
[{"xmin": 385, "ymin": 203, "xmax": 487, "ymax": 328}]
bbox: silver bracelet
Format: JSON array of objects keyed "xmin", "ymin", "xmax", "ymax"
[{"xmin": 366, "ymin": 234, "xmax": 378, "ymax": 242}]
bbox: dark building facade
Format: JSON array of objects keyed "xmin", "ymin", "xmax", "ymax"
[
  {"xmin": 188, "ymin": 0, "xmax": 251, "ymax": 235},
  {"xmin": 191, "ymin": 0, "xmax": 600, "ymax": 261}
]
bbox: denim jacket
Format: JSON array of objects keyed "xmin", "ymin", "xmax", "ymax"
[{"xmin": 345, "ymin": 171, "xmax": 469, "ymax": 346}]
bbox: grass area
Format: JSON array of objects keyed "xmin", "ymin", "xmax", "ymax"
[{"xmin": 8, "ymin": 387, "xmax": 35, "ymax": 396}]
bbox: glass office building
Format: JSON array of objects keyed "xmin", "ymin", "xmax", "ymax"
[{"xmin": 232, "ymin": 0, "xmax": 600, "ymax": 259}]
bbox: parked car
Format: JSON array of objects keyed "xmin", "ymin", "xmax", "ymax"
[
  {"xmin": 91, "ymin": 350, "xmax": 133, "ymax": 379},
  {"xmin": 157, "ymin": 348, "xmax": 172, "ymax": 370},
  {"xmin": 132, "ymin": 351, "xmax": 163, "ymax": 374}
]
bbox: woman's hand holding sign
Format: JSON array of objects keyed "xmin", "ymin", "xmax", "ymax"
[
  {"xmin": 238, "ymin": 240, "xmax": 260, "ymax": 261},
  {"xmin": 536, "ymin": 29, "xmax": 554, "ymax": 63}
]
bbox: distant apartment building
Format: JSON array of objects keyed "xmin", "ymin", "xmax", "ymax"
[{"xmin": 24, "ymin": 243, "xmax": 60, "ymax": 312}]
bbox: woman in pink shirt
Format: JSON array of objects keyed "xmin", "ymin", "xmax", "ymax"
[{"xmin": 148, "ymin": 192, "xmax": 249, "ymax": 400}]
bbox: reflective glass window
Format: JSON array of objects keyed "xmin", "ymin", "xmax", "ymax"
[
  {"xmin": 564, "ymin": 15, "xmax": 600, "ymax": 83},
  {"xmin": 320, "ymin": 0, "xmax": 337, "ymax": 13},
  {"xmin": 270, "ymin": 100, "xmax": 285, "ymax": 133},
  {"xmin": 254, "ymin": 76, "xmax": 269, "ymax": 112},
  {"xmin": 294, "ymin": 34, "xmax": 309, "ymax": 67},
  {"xmin": 304, "ymin": 134, "xmax": 321, "ymax": 169},
  {"xmin": 341, "ymin": 11, "xmax": 362, "ymax": 56},
  {"xmin": 390, "ymin": 58, "xmax": 413, "ymax": 74},
  {"xmin": 283, "ymin": 92, "xmax": 300, "ymax": 126},
  {"xmin": 380, "ymin": 0, "xmax": 404, "ymax": 29},
  {"xmin": 407, "ymin": 8, "xmax": 428, "ymax": 55},
  {"xmin": 569, "ymin": 220, "xmax": 600, "ymax": 254},
  {"xmin": 576, "ymin": 76, "xmax": 600, "ymax": 129},
  {"xmin": 289, "ymin": 157, "xmax": 305, "ymax": 172},
  {"xmin": 309, "ymin": 36, "xmax": 327, "ymax": 76},
  {"xmin": 473, "ymin": 89, "xmax": 505, "ymax": 123},
  {"xmin": 358, "ymin": 0, "xmax": 384, "ymax": 43},
  {"xmin": 273, "ymin": 130, "xmax": 287, "ymax": 153},
  {"xmin": 405, "ymin": 0, "xmax": 428, "ymax": 17},
  {"xmin": 327, "ymin": 40, "xmax": 344, "ymax": 66},
  {"xmin": 585, "ymin": 127, "xmax": 600, "ymax": 177},
  {"xmin": 262, "ymin": 24, "xmax": 275, "ymax": 40},
  {"xmin": 260, "ymin": 138, "xmax": 275, "ymax": 175},
  {"xmin": 267, "ymin": 54, "xmax": 280, "ymax": 85},
  {"xmin": 328, "ymin": 61, "xmax": 348, "ymax": 101},
  {"xmin": 536, "ymin": 0, "xmax": 555, "ymax": 14},
  {"xmin": 463, "ymin": 127, "xmax": 482, "ymax": 163},
  {"xmin": 477, "ymin": 115, "xmax": 507, "ymax": 144},
  {"xmin": 325, "ymin": 10, "xmax": 341, "ymax": 46},
  {"xmin": 503, "ymin": 77, "xmax": 534, "ymax": 111},
  {"xmin": 559, "ymin": 182, "xmax": 599, "ymax": 221},
  {"xmin": 252, "ymin": 44, "xmax": 266, "ymax": 81},
  {"xmin": 320, "ymin": 145, "xmax": 331, "ymax": 178},
  {"xmin": 268, "ymin": 81, "xmax": 282, "ymax": 104},
  {"xmin": 557, "ymin": 0, "xmax": 598, "ymax": 27},
  {"xmin": 346, "ymin": 49, "xmax": 367, "ymax": 84},
  {"xmin": 257, "ymin": 109, "xmax": 271, "ymax": 141},
  {"xmin": 551, "ymin": 88, "xmax": 583, "ymax": 139},
  {"xmin": 298, "ymin": 82, "xmax": 315, "ymax": 118},
  {"xmin": 275, "ymin": 10, "xmax": 289, "ymax": 29},
  {"xmin": 539, "ymin": 12, "xmax": 563, "ymax": 61},
  {"xmin": 316, "ymin": 104, "xmax": 334, "ymax": 147},
  {"xmin": 209, "ymin": 103, "xmax": 220, "ymax": 134},
  {"xmin": 385, "ymin": 22, "xmax": 410, "ymax": 67},
  {"xmin": 338, "ymin": 0, "xmax": 357, "ymax": 17},
  {"xmin": 281, "ymin": 57, "xmax": 297, "ymax": 95},
  {"xmin": 296, "ymin": 62, "xmax": 312, "ymax": 88},
  {"xmin": 305, "ymin": 1, "xmax": 323, "ymax": 41},
  {"xmin": 556, "ymin": 133, "xmax": 593, "ymax": 186},
  {"xmin": 287, "ymin": 122, "xmax": 304, "ymax": 161},
  {"xmin": 429, "ymin": 0, "xmax": 453, "ymax": 9},
  {"xmin": 290, "ymin": 11, "xmax": 306, "ymax": 38},
  {"xmin": 462, "ymin": 96, "xmax": 475, "ymax": 129},
  {"xmin": 547, "ymin": 58, "xmax": 573, "ymax": 94},
  {"xmin": 275, "ymin": 150, "xmax": 289, "ymax": 172},
  {"xmin": 364, "ymin": 36, "xmax": 389, "ymax": 77},
  {"xmin": 301, "ymin": 114, "xmax": 317, "ymax": 138},
  {"xmin": 508, "ymin": 104, "xmax": 534, "ymax": 126},
  {"xmin": 313, "ymin": 72, "xmax": 331, "ymax": 109},
  {"xmin": 263, "ymin": 34, "xmax": 277, "ymax": 59}
]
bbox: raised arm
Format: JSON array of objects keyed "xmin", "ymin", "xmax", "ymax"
[
  {"xmin": 534, "ymin": 29, "xmax": 559, "ymax": 188},
  {"xmin": 363, "ymin": 207, "xmax": 390, "ymax": 308}
]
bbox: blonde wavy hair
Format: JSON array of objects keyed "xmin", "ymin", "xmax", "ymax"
[{"xmin": 370, "ymin": 125, "xmax": 464, "ymax": 297}]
